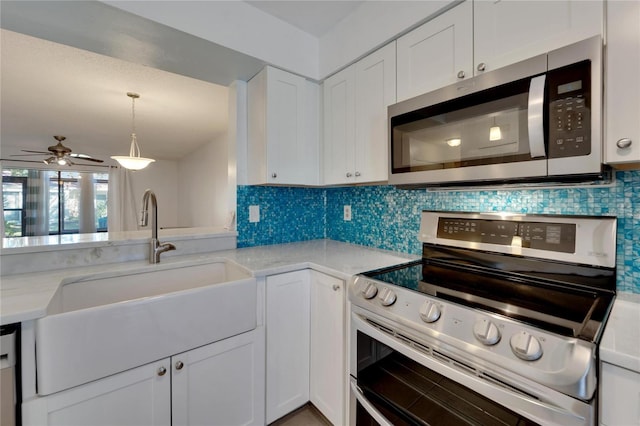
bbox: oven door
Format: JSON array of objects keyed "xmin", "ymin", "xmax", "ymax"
[{"xmin": 349, "ymin": 308, "xmax": 594, "ymax": 426}]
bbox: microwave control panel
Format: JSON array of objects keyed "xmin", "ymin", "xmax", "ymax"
[{"xmin": 547, "ymin": 60, "xmax": 591, "ymax": 159}]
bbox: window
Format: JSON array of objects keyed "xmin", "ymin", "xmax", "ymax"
[
  {"xmin": 2, "ymin": 168, "xmax": 109, "ymax": 237},
  {"xmin": 2, "ymin": 175, "xmax": 27, "ymax": 237}
]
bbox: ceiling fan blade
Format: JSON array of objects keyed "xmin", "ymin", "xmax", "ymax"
[
  {"xmin": 20, "ymin": 149, "xmax": 50, "ymax": 154},
  {"xmin": 11, "ymin": 153, "xmax": 50, "ymax": 157},
  {"xmin": 69, "ymin": 153, "xmax": 104, "ymax": 163}
]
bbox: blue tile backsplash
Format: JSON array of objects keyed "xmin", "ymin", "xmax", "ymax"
[
  {"xmin": 237, "ymin": 170, "xmax": 640, "ymax": 293},
  {"xmin": 236, "ymin": 186, "xmax": 325, "ymax": 247}
]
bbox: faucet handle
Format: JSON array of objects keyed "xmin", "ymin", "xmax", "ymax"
[{"xmin": 159, "ymin": 242, "xmax": 176, "ymax": 253}]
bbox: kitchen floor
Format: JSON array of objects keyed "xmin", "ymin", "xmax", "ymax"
[{"xmin": 270, "ymin": 404, "xmax": 332, "ymax": 426}]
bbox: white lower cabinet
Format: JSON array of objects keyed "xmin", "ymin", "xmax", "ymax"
[
  {"xmin": 266, "ymin": 270, "xmax": 311, "ymax": 423},
  {"xmin": 266, "ymin": 269, "xmax": 345, "ymax": 425},
  {"xmin": 172, "ymin": 329, "xmax": 265, "ymax": 426},
  {"xmin": 309, "ymin": 270, "xmax": 345, "ymax": 426},
  {"xmin": 23, "ymin": 359, "xmax": 171, "ymax": 426},
  {"xmin": 600, "ymin": 362, "xmax": 640, "ymax": 426},
  {"xmin": 22, "ymin": 329, "xmax": 265, "ymax": 426}
]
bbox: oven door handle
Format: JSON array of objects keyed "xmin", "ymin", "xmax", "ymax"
[{"xmin": 350, "ymin": 378, "xmax": 394, "ymax": 426}]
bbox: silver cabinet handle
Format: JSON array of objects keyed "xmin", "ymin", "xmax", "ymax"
[
  {"xmin": 477, "ymin": 62, "xmax": 486, "ymax": 72},
  {"xmin": 175, "ymin": 361, "xmax": 184, "ymax": 370},
  {"xmin": 346, "ymin": 172, "xmax": 353, "ymax": 178},
  {"xmin": 457, "ymin": 70, "xmax": 465, "ymax": 79},
  {"xmin": 271, "ymin": 173, "xmax": 277, "ymax": 179},
  {"xmin": 157, "ymin": 366, "xmax": 167, "ymax": 376},
  {"xmin": 616, "ymin": 138, "xmax": 632, "ymax": 149},
  {"xmin": 332, "ymin": 284, "xmax": 340, "ymax": 291},
  {"xmin": 355, "ymin": 171, "xmax": 361, "ymax": 177}
]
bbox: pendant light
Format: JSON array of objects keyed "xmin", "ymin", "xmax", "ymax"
[
  {"xmin": 489, "ymin": 116, "xmax": 502, "ymax": 142},
  {"xmin": 111, "ymin": 92, "xmax": 155, "ymax": 170}
]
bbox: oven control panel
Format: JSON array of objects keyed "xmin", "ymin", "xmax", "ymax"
[{"xmin": 437, "ymin": 217, "xmax": 576, "ymax": 253}]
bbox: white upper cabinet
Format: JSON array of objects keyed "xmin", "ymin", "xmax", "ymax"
[
  {"xmin": 474, "ymin": 0, "xmax": 602, "ymax": 75},
  {"xmin": 397, "ymin": 0, "xmax": 602, "ymax": 102},
  {"xmin": 323, "ymin": 42, "xmax": 396, "ymax": 185},
  {"xmin": 354, "ymin": 42, "xmax": 397, "ymax": 183},
  {"xmin": 397, "ymin": 1, "xmax": 473, "ymax": 102},
  {"xmin": 323, "ymin": 65, "xmax": 356, "ymax": 185},
  {"xmin": 604, "ymin": 0, "xmax": 640, "ymax": 167},
  {"xmin": 248, "ymin": 66, "xmax": 320, "ymax": 185}
]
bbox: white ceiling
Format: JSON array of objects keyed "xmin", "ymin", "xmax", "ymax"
[
  {"xmin": 246, "ymin": 1, "xmax": 364, "ymax": 37},
  {"xmin": 0, "ymin": 29, "xmax": 229, "ymax": 164},
  {"xmin": 0, "ymin": 1, "xmax": 366, "ymax": 166}
]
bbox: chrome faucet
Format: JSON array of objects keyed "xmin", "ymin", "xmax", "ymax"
[{"xmin": 140, "ymin": 189, "xmax": 176, "ymax": 264}]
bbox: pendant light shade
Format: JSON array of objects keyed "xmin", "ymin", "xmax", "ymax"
[
  {"xmin": 489, "ymin": 116, "xmax": 502, "ymax": 142},
  {"xmin": 111, "ymin": 92, "xmax": 155, "ymax": 170}
]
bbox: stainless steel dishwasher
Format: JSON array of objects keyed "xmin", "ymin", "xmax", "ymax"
[{"xmin": 1, "ymin": 325, "xmax": 17, "ymax": 426}]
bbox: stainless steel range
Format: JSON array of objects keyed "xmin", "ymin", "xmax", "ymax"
[{"xmin": 349, "ymin": 211, "xmax": 617, "ymax": 426}]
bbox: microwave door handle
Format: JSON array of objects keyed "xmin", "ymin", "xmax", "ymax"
[{"xmin": 527, "ymin": 74, "xmax": 547, "ymax": 158}]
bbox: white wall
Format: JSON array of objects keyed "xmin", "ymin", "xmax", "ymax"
[
  {"xmin": 129, "ymin": 159, "xmax": 179, "ymax": 229},
  {"xmin": 177, "ymin": 135, "xmax": 229, "ymax": 228},
  {"xmin": 228, "ymin": 80, "xmax": 248, "ymax": 229}
]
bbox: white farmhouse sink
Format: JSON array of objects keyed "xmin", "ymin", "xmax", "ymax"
[{"xmin": 35, "ymin": 259, "xmax": 257, "ymax": 395}]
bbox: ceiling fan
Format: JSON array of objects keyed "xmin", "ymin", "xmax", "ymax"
[{"xmin": 10, "ymin": 136, "xmax": 104, "ymax": 166}]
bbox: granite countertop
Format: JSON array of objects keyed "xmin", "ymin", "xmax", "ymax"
[
  {"xmin": 1, "ymin": 226, "xmax": 235, "ymax": 254},
  {"xmin": 3, "ymin": 237, "xmax": 637, "ymax": 372},
  {"xmin": 0, "ymin": 239, "xmax": 418, "ymax": 325},
  {"xmin": 600, "ymin": 292, "xmax": 640, "ymax": 373}
]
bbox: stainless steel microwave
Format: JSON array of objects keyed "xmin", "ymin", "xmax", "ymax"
[{"xmin": 388, "ymin": 36, "xmax": 608, "ymax": 187}]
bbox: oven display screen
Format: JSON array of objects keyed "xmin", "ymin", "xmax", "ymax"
[{"xmin": 437, "ymin": 218, "xmax": 576, "ymax": 253}]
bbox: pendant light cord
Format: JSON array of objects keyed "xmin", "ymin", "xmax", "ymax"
[{"xmin": 129, "ymin": 93, "xmax": 141, "ymax": 158}]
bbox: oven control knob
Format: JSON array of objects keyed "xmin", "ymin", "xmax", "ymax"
[
  {"xmin": 377, "ymin": 287, "xmax": 397, "ymax": 306},
  {"xmin": 473, "ymin": 319, "xmax": 501, "ymax": 346},
  {"xmin": 510, "ymin": 331, "xmax": 543, "ymax": 361},
  {"xmin": 419, "ymin": 301, "xmax": 441, "ymax": 323},
  {"xmin": 361, "ymin": 282, "xmax": 378, "ymax": 299}
]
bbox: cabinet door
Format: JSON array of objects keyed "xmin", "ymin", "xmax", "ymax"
[
  {"xmin": 22, "ymin": 359, "xmax": 171, "ymax": 426},
  {"xmin": 323, "ymin": 65, "xmax": 356, "ymax": 185},
  {"xmin": 396, "ymin": 1, "xmax": 472, "ymax": 102},
  {"xmin": 309, "ymin": 271, "xmax": 345, "ymax": 426},
  {"xmin": 605, "ymin": 0, "xmax": 640, "ymax": 166},
  {"xmin": 172, "ymin": 329, "xmax": 265, "ymax": 426},
  {"xmin": 265, "ymin": 270, "xmax": 311, "ymax": 423},
  {"xmin": 354, "ymin": 42, "xmax": 396, "ymax": 183},
  {"xmin": 473, "ymin": 0, "xmax": 602, "ymax": 75},
  {"xmin": 248, "ymin": 66, "xmax": 320, "ymax": 185},
  {"xmin": 600, "ymin": 362, "xmax": 640, "ymax": 425}
]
